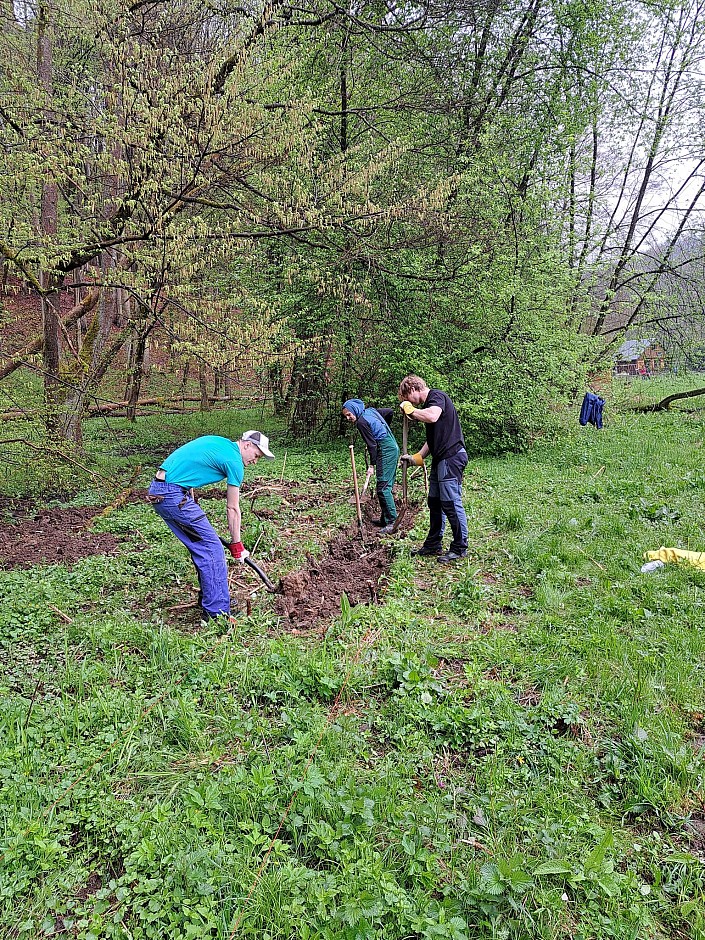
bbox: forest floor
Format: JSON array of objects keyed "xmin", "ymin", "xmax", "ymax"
[{"xmin": 0, "ymin": 391, "xmax": 704, "ymax": 940}]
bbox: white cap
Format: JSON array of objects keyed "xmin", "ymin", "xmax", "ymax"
[{"xmin": 241, "ymin": 430, "xmax": 275, "ymax": 459}]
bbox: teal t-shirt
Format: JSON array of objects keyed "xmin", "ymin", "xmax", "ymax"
[{"xmin": 161, "ymin": 436, "xmax": 244, "ymax": 488}]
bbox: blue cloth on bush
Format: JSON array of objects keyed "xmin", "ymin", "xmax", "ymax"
[{"xmin": 579, "ymin": 392, "xmax": 605, "ymax": 429}]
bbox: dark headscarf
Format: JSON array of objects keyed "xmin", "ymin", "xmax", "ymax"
[{"xmin": 343, "ymin": 399, "xmax": 391, "ymax": 441}]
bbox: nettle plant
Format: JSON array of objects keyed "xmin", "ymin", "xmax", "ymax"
[{"xmin": 383, "ymin": 651, "xmax": 446, "ymax": 704}]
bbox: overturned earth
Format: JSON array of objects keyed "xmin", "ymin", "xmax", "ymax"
[
  {"xmin": 0, "ymin": 489, "xmax": 419, "ymax": 629},
  {"xmin": 0, "ymin": 498, "xmax": 125, "ymax": 568},
  {"xmin": 274, "ymin": 503, "xmax": 418, "ymax": 629}
]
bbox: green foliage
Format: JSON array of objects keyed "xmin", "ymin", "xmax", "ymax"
[{"xmin": 1, "ymin": 308, "xmax": 705, "ymax": 939}]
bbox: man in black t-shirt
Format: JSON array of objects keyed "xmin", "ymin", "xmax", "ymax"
[{"xmin": 398, "ymin": 374, "xmax": 468, "ymax": 563}]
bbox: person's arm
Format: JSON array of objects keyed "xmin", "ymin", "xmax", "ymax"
[
  {"xmin": 226, "ymin": 485, "xmax": 241, "ymax": 542},
  {"xmin": 408, "ymin": 405, "xmax": 442, "ymax": 424},
  {"xmin": 356, "ymin": 416, "xmax": 379, "ymax": 464},
  {"xmin": 226, "ymin": 484, "xmax": 250, "ymax": 560},
  {"xmin": 401, "ymin": 442, "xmax": 430, "ymax": 464}
]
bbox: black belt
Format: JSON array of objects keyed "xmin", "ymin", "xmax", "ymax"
[{"xmin": 151, "ymin": 474, "xmax": 192, "ymax": 496}]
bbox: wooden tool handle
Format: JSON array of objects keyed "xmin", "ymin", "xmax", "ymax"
[
  {"xmin": 349, "ymin": 444, "xmax": 362, "ymax": 526},
  {"xmin": 402, "ymin": 414, "xmax": 409, "ymax": 502}
]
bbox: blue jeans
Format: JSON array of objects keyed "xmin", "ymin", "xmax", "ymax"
[
  {"xmin": 147, "ymin": 480, "xmax": 230, "ymax": 617},
  {"xmin": 424, "ymin": 449, "xmax": 468, "ymax": 554}
]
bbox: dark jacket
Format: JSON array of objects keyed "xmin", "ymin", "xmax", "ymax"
[{"xmin": 579, "ymin": 392, "xmax": 605, "ymax": 429}]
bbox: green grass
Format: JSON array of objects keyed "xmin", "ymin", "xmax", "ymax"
[
  {"xmin": 0, "ymin": 389, "xmax": 704, "ymax": 939},
  {"xmin": 607, "ymin": 371, "xmax": 705, "ymax": 412}
]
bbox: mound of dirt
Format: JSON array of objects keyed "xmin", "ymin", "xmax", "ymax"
[
  {"xmin": 275, "ymin": 501, "xmax": 418, "ymax": 628},
  {"xmin": 0, "ymin": 501, "xmax": 124, "ymax": 569}
]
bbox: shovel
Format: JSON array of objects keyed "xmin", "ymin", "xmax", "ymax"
[
  {"xmin": 349, "ymin": 444, "xmax": 364, "ymax": 541},
  {"xmin": 167, "ymin": 519, "xmax": 278, "ymax": 595},
  {"xmin": 391, "ymin": 413, "xmax": 410, "ymax": 533},
  {"xmin": 360, "ymin": 466, "xmax": 374, "ymax": 501}
]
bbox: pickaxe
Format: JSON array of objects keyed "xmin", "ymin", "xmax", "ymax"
[{"xmin": 217, "ymin": 535, "xmax": 278, "ymax": 593}]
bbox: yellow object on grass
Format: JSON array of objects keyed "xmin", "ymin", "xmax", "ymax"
[{"xmin": 644, "ymin": 547, "xmax": 705, "ymax": 571}]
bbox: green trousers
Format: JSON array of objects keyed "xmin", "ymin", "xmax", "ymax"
[{"xmin": 375, "ymin": 433, "xmax": 400, "ymax": 524}]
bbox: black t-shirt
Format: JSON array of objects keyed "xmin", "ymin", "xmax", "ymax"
[{"xmin": 424, "ymin": 389, "xmax": 465, "ymax": 461}]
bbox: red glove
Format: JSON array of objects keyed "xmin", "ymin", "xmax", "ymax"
[{"xmin": 228, "ymin": 541, "xmax": 249, "ymax": 561}]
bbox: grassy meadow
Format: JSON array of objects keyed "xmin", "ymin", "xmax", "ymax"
[{"xmin": 0, "ymin": 381, "xmax": 703, "ymax": 939}]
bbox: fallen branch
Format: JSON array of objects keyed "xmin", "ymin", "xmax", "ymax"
[
  {"xmin": 86, "ymin": 394, "xmax": 233, "ymax": 416},
  {"xmin": 0, "ymin": 395, "xmax": 234, "ymax": 421},
  {"xmin": 633, "ymin": 386, "xmax": 705, "ymax": 412},
  {"xmin": 47, "ymin": 603, "xmax": 74, "ymax": 623}
]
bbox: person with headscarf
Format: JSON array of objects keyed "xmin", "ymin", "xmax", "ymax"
[{"xmin": 342, "ymin": 398, "xmax": 399, "ymax": 533}]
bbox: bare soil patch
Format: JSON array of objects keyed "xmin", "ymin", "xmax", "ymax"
[
  {"xmin": 685, "ymin": 814, "xmax": 705, "ymax": 857},
  {"xmin": 0, "ymin": 499, "xmax": 124, "ymax": 569},
  {"xmin": 275, "ymin": 500, "xmax": 418, "ymax": 629}
]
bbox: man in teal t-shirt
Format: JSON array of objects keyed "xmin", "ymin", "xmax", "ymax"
[{"xmin": 147, "ymin": 431, "xmax": 275, "ymax": 620}]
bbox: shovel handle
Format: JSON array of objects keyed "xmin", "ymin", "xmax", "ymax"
[
  {"xmin": 244, "ymin": 556, "xmax": 277, "ymax": 593},
  {"xmin": 218, "ymin": 535, "xmax": 277, "ymax": 592},
  {"xmin": 401, "ymin": 414, "xmax": 409, "ymax": 503},
  {"xmin": 349, "ymin": 444, "xmax": 363, "ymax": 528}
]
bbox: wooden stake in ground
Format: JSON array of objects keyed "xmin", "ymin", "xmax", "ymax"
[{"xmin": 349, "ymin": 444, "xmax": 364, "ymax": 541}]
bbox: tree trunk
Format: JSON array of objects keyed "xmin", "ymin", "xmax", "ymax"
[
  {"xmin": 37, "ymin": 1, "xmax": 61, "ymax": 433},
  {"xmin": 267, "ymin": 360, "xmax": 288, "ymax": 416},
  {"xmin": 59, "ymin": 324, "xmax": 133, "ymax": 442},
  {"xmin": 198, "ymin": 361, "xmax": 211, "ymax": 411},
  {"xmin": 224, "ymin": 366, "xmax": 235, "ymax": 399},
  {"xmin": 287, "ymin": 349, "xmax": 328, "ymax": 438},
  {"xmin": 180, "ymin": 361, "xmax": 190, "ymax": 400},
  {"xmin": 639, "ymin": 386, "xmax": 705, "ymax": 412},
  {"xmin": 0, "ymin": 288, "xmax": 99, "ymax": 381},
  {"xmin": 126, "ymin": 324, "xmax": 153, "ymax": 421}
]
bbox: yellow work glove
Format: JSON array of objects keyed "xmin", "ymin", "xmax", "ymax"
[
  {"xmin": 399, "ymin": 401, "xmax": 416, "ymax": 417},
  {"xmin": 401, "ymin": 452, "xmax": 424, "ymax": 466}
]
